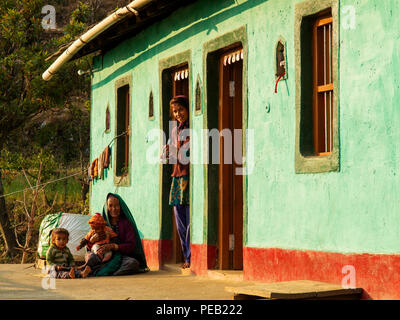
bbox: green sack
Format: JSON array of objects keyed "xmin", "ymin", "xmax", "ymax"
[{"xmin": 37, "ymin": 212, "xmax": 63, "ymax": 259}]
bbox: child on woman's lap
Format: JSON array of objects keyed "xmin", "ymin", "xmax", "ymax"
[{"xmin": 76, "ymin": 213, "xmax": 117, "ymax": 274}]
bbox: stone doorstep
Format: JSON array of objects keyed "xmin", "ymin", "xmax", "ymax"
[
  {"xmin": 206, "ymin": 270, "xmax": 244, "ymax": 281},
  {"xmin": 161, "ymin": 264, "xmax": 194, "ymax": 276},
  {"xmin": 161, "ymin": 265, "xmax": 245, "ymax": 280},
  {"xmin": 225, "ymin": 280, "xmax": 363, "ymax": 300}
]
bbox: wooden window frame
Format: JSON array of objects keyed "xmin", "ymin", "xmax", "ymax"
[
  {"xmin": 114, "ymin": 75, "xmax": 132, "ymax": 186},
  {"xmin": 294, "ymin": 0, "xmax": 339, "ymax": 174},
  {"xmin": 313, "ymin": 14, "xmax": 333, "ymax": 156}
]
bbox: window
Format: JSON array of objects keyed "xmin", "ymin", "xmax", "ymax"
[
  {"xmin": 313, "ymin": 14, "xmax": 333, "ymax": 156},
  {"xmin": 149, "ymin": 90, "xmax": 154, "ymax": 119},
  {"xmin": 294, "ymin": 0, "xmax": 339, "ymax": 173},
  {"xmin": 116, "ymin": 84, "xmax": 130, "ymax": 177},
  {"xmin": 195, "ymin": 76, "xmax": 201, "ymax": 113},
  {"xmin": 105, "ymin": 104, "xmax": 110, "ymax": 132},
  {"xmin": 275, "ymin": 40, "xmax": 286, "ymax": 79}
]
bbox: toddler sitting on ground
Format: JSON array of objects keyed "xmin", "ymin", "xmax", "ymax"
[{"xmin": 46, "ymin": 228, "xmax": 86, "ymax": 278}]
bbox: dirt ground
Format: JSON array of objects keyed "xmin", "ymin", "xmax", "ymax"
[{"xmin": 0, "ymin": 264, "xmax": 256, "ymax": 300}]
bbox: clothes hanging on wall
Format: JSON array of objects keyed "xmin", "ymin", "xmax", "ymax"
[
  {"xmin": 90, "ymin": 146, "xmax": 111, "ymax": 181},
  {"xmin": 98, "ymin": 152, "xmax": 104, "ymax": 179},
  {"xmin": 90, "ymin": 158, "xmax": 98, "ymax": 179},
  {"xmin": 103, "ymin": 146, "xmax": 110, "ymax": 168}
]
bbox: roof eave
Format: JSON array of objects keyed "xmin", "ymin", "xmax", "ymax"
[{"xmin": 42, "ymin": 0, "xmax": 154, "ymax": 81}]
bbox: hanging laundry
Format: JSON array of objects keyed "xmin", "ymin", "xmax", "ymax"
[
  {"xmin": 103, "ymin": 145, "xmax": 110, "ymax": 168},
  {"xmin": 90, "ymin": 159, "xmax": 95, "ymax": 179},
  {"xmin": 90, "ymin": 146, "xmax": 111, "ymax": 181},
  {"xmin": 90, "ymin": 158, "xmax": 98, "ymax": 179},
  {"xmin": 98, "ymin": 152, "xmax": 104, "ymax": 179}
]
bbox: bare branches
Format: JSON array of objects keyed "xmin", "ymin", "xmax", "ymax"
[
  {"xmin": 20, "ymin": 162, "xmax": 42, "ymax": 264},
  {"xmin": 22, "ymin": 169, "xmax": 34, "ymax": 192}
]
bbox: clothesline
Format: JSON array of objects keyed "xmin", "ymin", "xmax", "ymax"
[
  {"xmin": 106, "ymin": 130, "xmax": 128, "ymax": 148},
  {"xmin": 90, "ymin": 130, "xmax": 128, "ymax": 180},
  {"xmin": 0, "ymin": 169, "xmax": 86, "ymax": 199},
  {"xmin": 0, "ymin": 131, "xmax": 128, "ymax": 199}
]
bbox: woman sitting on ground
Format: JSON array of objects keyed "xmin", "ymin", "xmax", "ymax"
[{"xmin": 85, "ymin": 193, "xmax": 148, "ymax": 277}]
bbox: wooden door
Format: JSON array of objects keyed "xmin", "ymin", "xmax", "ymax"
[{"xmin": 218, "ymin": 48, "xmax": 243, "ymax": 270}]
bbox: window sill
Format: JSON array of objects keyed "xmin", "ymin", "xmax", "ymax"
[
  {"xmin": 295, "ymin": 151, "xmax": 339, "ymax": 174},
  {"xmin": 114, "ymin": 174, "xmax": 130, "ymax": 187}
]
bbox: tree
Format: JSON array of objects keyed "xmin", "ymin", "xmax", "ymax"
[
  {"xmin": 0, "ymin": 148, "xmax": 60, "ymax": 262},
  {"xmin": 0, "ymin": 0, "xmax": 92, "ymax": 257}
]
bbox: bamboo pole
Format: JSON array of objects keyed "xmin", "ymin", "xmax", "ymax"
[{"xmin": 42, "ymin": 0, "xmax": 153, "ymax": 81}]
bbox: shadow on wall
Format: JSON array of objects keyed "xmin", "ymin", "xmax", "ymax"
[{"xmin": 92, "ymin": 0, "xmax": 269, "ymax": 90}]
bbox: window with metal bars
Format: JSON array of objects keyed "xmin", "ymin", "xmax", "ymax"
[
  {"xmin": 313, "ymin": 14, "xmax": 333, "ymax": 156},
  {"xmin": 295, "ymin": 3, "xmax": 338, "ymax": 173}
]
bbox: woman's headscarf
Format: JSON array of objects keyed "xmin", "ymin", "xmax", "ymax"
[{"xmin": 102, "ymin": 193, "xmax": 148, "ymax": 271}]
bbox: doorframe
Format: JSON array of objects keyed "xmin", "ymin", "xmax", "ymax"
[
  {"xmin": 158, "ymin": 50, "xmax": 192, "ymax": 265},
  {"xmin": 202, "ymin": 26, "xmax": 248, "ymax": 270}
]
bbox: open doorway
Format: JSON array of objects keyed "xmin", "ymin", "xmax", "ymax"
[{"xmin": 160, "ymin": 63, "xmax": 189, "ymax": 265}]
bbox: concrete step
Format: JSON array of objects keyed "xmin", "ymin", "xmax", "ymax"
[
  {"xmin": 162, "ymin": 264, "xmax": 193, "ymax": 276},
  {"xmin": 206, "ymin": 270, "xmax": 244, "ymax": 281}
]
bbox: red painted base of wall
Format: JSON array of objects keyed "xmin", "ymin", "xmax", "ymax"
[
  {"xmin": 243, "ymin": 247, "xmax": 400, "ymax": 300},
  {"xmin": 141, "ymin": 239, "xmax": 175, "ymax": 270},
  {"xmin": 141, "ymin": 241, "xmax": 218, "ymax": 274},
  {"xmin": 190, "ymin": 243, "xmax": 217, "ymax": 276},
  {"xmin": 142, "ymin": 240, "xmax": 400, "ymax": 299},
  {"xmin": 143, "ymin": 241, "xmax": 217, "ymax": 274},
  {"xmin": 142, "ymin": 239, "xmax": 161, "ymax": 270}
]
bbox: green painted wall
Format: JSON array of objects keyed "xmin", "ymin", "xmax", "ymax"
[{"xmin": 90, "ymin": 0, "xmax": 400, "ymax": 254}]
